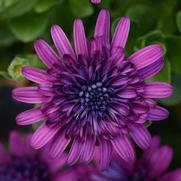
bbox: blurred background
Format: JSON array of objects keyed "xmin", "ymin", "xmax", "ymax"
[{"xmin": 0, "ymin": 0, "xmax": 181, "ymax": 168}]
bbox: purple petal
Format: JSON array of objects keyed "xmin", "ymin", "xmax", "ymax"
[
  {"xmin": 22, "ymin": 66, "xmax": 51, "ymax": 84},
  {"xmin": 128, "ymin": 45, "xmax": 164, "ymax": 70},
  {"xmin": 129, "ymin": 123, "xmax": 151, "ymax": 149},
  {"xmin": 159, "ymin": 169, "xmax": 181, "ymax": 181},
  {"xmin": 148, "ymin": 146, "xmax": 173, "ymax": 178},
  {"xmin": 46, "ymin": 154, "xmax": 67, "ymax": 173},
  {"xmin": 51, "ymin": 24, "xmax": 75, "ymax": 58},
  {"xmin": 138, "ymin": 58, "xmax": 164, "ymax": 80},
  {"xmin": 147, "ymin": 106, "xmax": 169, "ymax": 121},
  {"xmin": 12, "ymin": 87, "xmax": 46, "ymax": 104},
  {"xmin": 111, "ymin": 135, "xmax": 135, "ymax": 162},
  {"xmin": 94, "ymin": 9, "xmax": 110, "ymax": 43},
  {"xmin": 112, "ymin": 17, "xmax": 130, "ymax": 50},
  {"xmin": 73, "ymin": 19, "xmax": 88, "ymax": 58},
  {"xmin": 97, "ymin": 139, "xmax": 112, "ymax": 170},
  {"xmin": 34, "ymin": 39, "xmax": 60, "ymax": 68},
  {"xmin": 80, "ymin": 139, "xmax": 95, "ymax": 163},
  {"xmin": 144, "ymin": 82, "xmax": 173, "ymax": 98},
  {"xmin": 31, "ymin": 123, "xmax": 60, "ymax": 149},
  {"xmin": 67, "ymin": 140, "xmax": 81, "ymax": 165},
  {"xmin": 109, "ymin": 47, "xmax": 125, "ymax": 65},
  {"xmin": 0, "ymin": 143, "xmax": 9, "ymax": 164},
  {"xmin": 91, "ymin": 0, "xmax": 101, "ymax": 4},
  {"xmin": 16, "ymin": 108, "xmax": 45, "ymax": 125},
  {"xmin": 50, "ymin": 134, "xmax": 70, "ymax": 158},
  {"xmin": 118, "ymin": 88, "xmax": 137, "ymax": 98},
  {"xmin": 9, "ymin": 131, "xmax": 26, "ymax": 156}
]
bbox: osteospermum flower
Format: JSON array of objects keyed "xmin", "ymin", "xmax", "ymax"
[
  {"xmin": 13, "ymin": 9, "xmax": 173, "ymax": 168},
  {"xmin": 91, "ymin": 0, "xmax": 101, "ymax": 4},
  {"xmin": 0, "ymin": 131, "xmax": 67, "ymax": 181},
  {"xmin": 93, "ymin": 137, "xmax": 181, "ymax": 181}
]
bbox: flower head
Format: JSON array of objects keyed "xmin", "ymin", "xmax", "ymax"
[
  {"xmin": 0, "ymin": 131, "xmax": 67, "ymax": 181},
  {"xmin": 13, "ymin": 9, "xmax": 173, "ymax": 169},
  {"xmin": 93, "ymin": 136, "xmax": 181, "ymax": 181},
  {"xmin": 91, "ymin": 0, "xmax": 101, "ymax": 4}
]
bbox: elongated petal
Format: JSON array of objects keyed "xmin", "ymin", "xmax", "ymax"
[
  {"xmin": 67, "ymin": 140, "xmax": 81, "ymax": 165},
  {"xmin": 50, "ymin": 134, "xmax": 70, "ymax": 158},
  {"xmin": 144, "ymin": 82, "xmax": 173, "ymax": 98},
  {"xmin": 94, "ymin": 9, "xmax": 110, "ymax": 43},
  {"xmin": 109, "ymin": 47, "xmax": 125, "ymax": 65},
  {"xmin": 0, "ymin": 143, "xmax": 9, "ymax": 164},
  {"xmin": 73, "ymin": 19, "xmax": 88, "ymax": 58},
  {"xmin": 31, "ymin": 123, "xmax": 60, "ymax": 149},
  {"xmin": 118, "ymin": 88, "xmax": 137, "ymax": 98},
  {"xmin": 34, "ymin": 39, "xmax": 60, "ymax": 68},
  {"xmin": 112, "ymin": 17, "xmax": 130, "ymax": 50},
  {"xmin": 51, "ymin": 24, "xmax": 75, "ymax": 58},
  {"xmin": 22, "ymin": 66, "xmax": 51, "ymax": 84},
  {"xmin": 129, "ymin": 123, "xmax": 151, "ymax": 149},
  {"xmin": 13, "ymin": 87, "xmax": 45, "ymax": 104},
  {"xmin": 97, "ymin": 139, "xmax": 112, "ymax": 170},
  {"xmin": 138, "ymin": 58, "xmax": 164, "ymax": 80},
  {"xmin": 80, "ymin": 139, "xmax": 95, "ymax": 163},
  {"xmin": 9, "ymin": 131, "xmax": 26, "ymax": 156},
  {"xmin": 129, "ymin": 45, "xmax": 164, "ymax": 70},
  {"xmin": 159, "ymin": 169, "xmax": 181, "ymax": 181},
  {"xmin": 147, "ymin": 106, "xmax": 169, "ymax": 120},
  {"xmin": 112, "ymin": 135, "xmax": 135, "ymax": 162},
  {"xmin": 148, "ymin": 146, "xmax": 173, "ymax": 178},
  {"xmin": 16, "ymin": 108, "xmax": 45, "ymax": 125}
]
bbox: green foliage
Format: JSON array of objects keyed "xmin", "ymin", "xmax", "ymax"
[
  {"xmin": 9, "ymin": 13, "xmax": 49, "ymax": 42},
  {"xmin": 68, "ymin": 0, "xmax": 93, "ymax": 18},
  {"xmin": 34, "ymin": 0, "xmax": 64, "ymax": 13},
  {"xmin": 176, "ymin": 11, "xmax": 181, "ymax": 34},
  {"xmin": 8, "ymin": 54, "xmax": 44, "ymax": 80},
  {"xmin": 0, "ymin": 0, "xmax": 38, "ymax": 19}
]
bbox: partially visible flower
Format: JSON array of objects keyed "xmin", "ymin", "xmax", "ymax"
[
  {"xmin": 93, "ymin": 137, "xmax": 181, "ymax": 181},
  {"xmin": 0, "ymin": 131, "xmax": 67, "ymax": 181},
  {"xmin": 57, "ymin": 164, "xmax": 96, "ymax": 181},
  {"xmin": 13, "ymin": 9, "xmax": 173, "ymax": 169},
  {"xmin": 91, "ymin": 0, "xmax": 101, "ymax": 4}
]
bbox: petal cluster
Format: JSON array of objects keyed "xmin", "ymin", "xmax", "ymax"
[
  {"xmin": 0, "ymin": 131, "xmax": 67, "ymax": 181},
  {"xmin": 93, "ymin": 137, "xmax": 181, "ymax": 181},
  {"xmin": 13, "ymin": 9, "xmax": 173, "ymax": 169}
]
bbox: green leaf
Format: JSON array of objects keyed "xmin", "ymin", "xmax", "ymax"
[
  {"xmin": 134, "ymin": 30, "xmax": 166, "ymax": 51},
  {"xmin": 160, "ymin": 75, "xmax": 181, "ymax": 106},
  {"xmin": 166, "ymin": 36, "xmax": 181, "ymax": 74},
  {"xmin": 126, "ymin": 4, "xmax": 156, "ymax": 34},
  {"xmin": 0, "ymin": 24, "xmax": 16, "ymax": 46},
  {"xmin": 0, "ymin": 0, "xmax": 38, "ymax": 19},
  {"xmin": 0, "ymin": 0, "xmax": 19, "ymax": 8},
  {"xmin": 34, "ymin": 0, "xmax": 63, "ymax": 13},
  {"xmin": 148, "ymin": 59, "xmax": 171, "ymax": 83},
  {"xmin": 176, "ymin": 11, "xmax": 181, "ymax": 34},
  {"xmin": 8, "ymin": 54, "xmax": 45, "ymax": 81},
  {"xmin": 8, "ymin": 13, "xmax": 49, "ymax": 42},
  {"xmin": 0, "ymin": 71, "xmax": 10, "ymax": 79},
  {"xmin": 69, "ymin": 0, "xmax": 93, "ymax": 18}
]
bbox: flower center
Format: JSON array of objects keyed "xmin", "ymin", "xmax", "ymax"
[
  {"xmin": 79, "ymin": 82, "xmax": 114, "ymax": 116},
  {"xmin": 0, "ymin": 156, "xmax": 51, "ymax": 181}
]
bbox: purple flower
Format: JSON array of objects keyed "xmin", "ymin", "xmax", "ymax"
[
  {"xmin": 93, "ymin": 137, "xmax": 181, "ymax": 181},
  {"xmin": 13, "ymin": 9, "xmax": 173, "ymax": 169},
  {"xmin": 91, "ymin": 0, "xmax": 101, "ymax": 4},
  {"xmin": 0, "ymin": 131, "xmax": 67, "ymax": 181}
]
